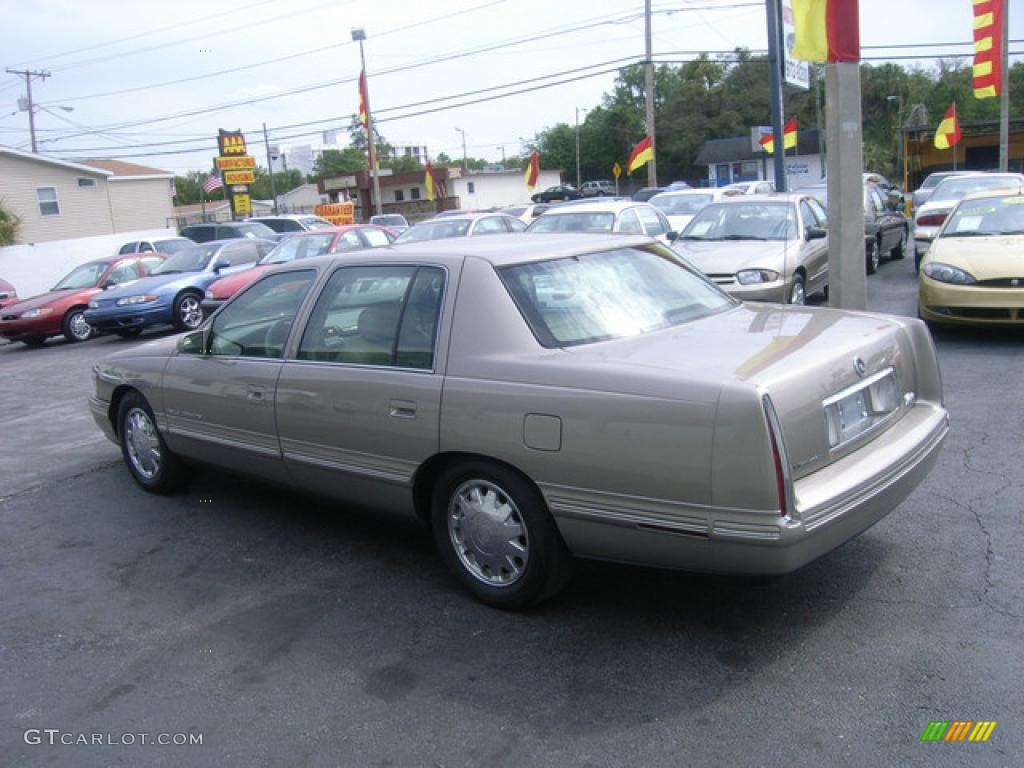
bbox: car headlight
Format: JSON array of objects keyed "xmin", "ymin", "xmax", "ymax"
[
  {"xmin": 735, "ymin": 269, "xmax": 781, "ymax": 285},
  {"xmin": 922, "ymin": 262, "xmax": 976, "ymax": 285},
  {"xmin": 115, "ymin": 294, "xmax": 158, "ymax": 306},
  {"xmin": 20, "ymin": 307, "xmax": 54, "ymax": 318},
  {"xmin": 824, "ymin": 368, "xmax": 901, "ymax": 449}
]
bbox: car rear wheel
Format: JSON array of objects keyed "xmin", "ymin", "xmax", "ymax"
[
  {"xmin": 866, "ymin": 238, "xmax": 881, "ymax": 275},
  {"xmin": 172, "ymin": 292, "xmax": 204, "ymax": 331},
  {"xmin": 432, "ymin": 461, "xmax": 571, "ymax": 609},
  {"xmin": 891, "ymin": 229, "xmax": 907, "ymax": 260},
  {"xmin": 117, "ymin": 390, "xmax": 183, "ymax": 494},
  {"xmin": 62, "ymin": 309, "xmax": 93, "ymax": 342},
  {"xmin": 788, "ymin": 274, "xmax": 806, "ymax": 305}
]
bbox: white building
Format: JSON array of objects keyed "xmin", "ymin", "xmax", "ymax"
[
  {"xmin": 447, "ymin": 168, "xmax": 562, "ymax": 208},
  {"xmin": 695, "ymin": 129, "xmax": 824, "ymax": 190}
]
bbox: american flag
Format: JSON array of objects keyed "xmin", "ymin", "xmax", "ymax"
[{"xmin": 203, "ymin": 174, "xmax": 223, "ymax": 193}]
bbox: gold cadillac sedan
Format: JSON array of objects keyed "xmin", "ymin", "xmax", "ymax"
[
  {"xmin": 90, "ymin": 234, "xmax": 948, "ymax": 608},
  {"xmin": 919, "ymin": 186, "xmax": 1024, "ymax": 326}
]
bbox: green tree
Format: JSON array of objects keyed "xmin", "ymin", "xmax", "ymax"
[
  {"xmin": 0, "ymin": 198, "xmax": 21, "ymax": 245},
  {"xmin": 172, "ymin": 169, "xmax": 218, "ymax": 206},
  {"xmin": 249, "ymin": 167, "xmax": 305, "ymax": 200},
  {"xmin": 311, "ymin": 148, "xmax": 368, "ymax": 179}
]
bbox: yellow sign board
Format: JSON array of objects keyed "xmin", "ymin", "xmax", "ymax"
[
  {"xmin": 215, "ymin": 156, "xmax": 256, "ymax": 170},
  {"xmin": 218, "ymin": 130, "xmax": 247, "ymax": 156},
  {"xmin": 612, "ymin": 162, "xmax": 622, "ymax": 179},
  {"xmin": 223, "ymin": 170, "xmax": 256, "ymax": 185},
  {"xmin": 233, "ymin": 193, "xmax": 251, "ymax": 215}
]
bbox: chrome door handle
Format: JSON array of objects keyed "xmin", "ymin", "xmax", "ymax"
[
  {"xmin": 389, "ymin": 400, "xmax": 417, "ymax": 419},
  {"xmin": 247, "ymin": 386, "xmax": 265, "ymax": 401}
]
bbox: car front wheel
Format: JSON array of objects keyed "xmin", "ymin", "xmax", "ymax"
[
  {"xmin": 891, "ymin": 228, "xmax": 907, "ymax": 260},
  {"xmin": 432, "ymin": 461, "xmax": 571, "ymax": 609},
  {"xmin": 117, "ymin": 390, "xmax": 183, "ymax": 493},
  {"xmin": 866, "ymin": 238, "xmax": 881, "ymax": 275},
  {"xmin": 62, "ymin": 309, "xmax": 93, "ymax": 342},
  {"xmin": 788, "ymin": 273, "xmax": 806, "ymax": 305},
  {"xmin": 172, "ymin": 292, "xmax": 204, "ymax": 331}
]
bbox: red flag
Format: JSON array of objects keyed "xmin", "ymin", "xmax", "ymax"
[
  {"xmin": 934, "ymin": 102, "xmax": 962, "ymax": 150},
  {"xmin": 358, "ymin": 70, "xmax": 369, "ymax": 129},
  {"xmin": 627, "ymin": 136, "xmax": 654, "ymax": 173},
  {"xmin": 759, "ymin": 118, "xmax": 798, "ymax": 154},
  {"xmin": 972, "ymin": 0, "xmax": 1004, "ymax": 98},
  {"xmin": 790, "ymin": 0, "xmax": 860, "ymax": 63},
  {"xmin": 524, "ymin": 150, "xmax": 539, "ymax": 191}
]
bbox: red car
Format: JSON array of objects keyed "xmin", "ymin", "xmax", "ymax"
[
  {"xmin": 0, "ymin": 278, "xmax": 17, "ymax": 311},
  {"xmin": 0, "ymin": 255, "xmax": 163, "ymax": 346},
  {"xmin": 201, "ymin": 224, "xmax": 395, "ymax": 312}
]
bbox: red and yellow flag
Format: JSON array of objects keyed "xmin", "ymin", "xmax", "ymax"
[
  {"xmin": 358, "ymin": 69, "xmax": 369, "ymax": 128},
  {"xmin": 972, "ymin": 0, "xmax": 1004, "ymax": 98},
  {"xmin": 934, "ymin": 102, "xmax": 962, "ymax": 150},
  {"xmin": 627, "ymin": 135, "xmax": 654, "ymax": 173},
  {"xmin": 790, "ymin": 0, "xmax": 860, "ymax": 63},
  {"xmin": 760, "ymin": 118, "xmax": 798, "ymax": 154},
  {"xmin": 524, "ymin": 150, "xmax": 540, "ymax": 191},
  {"xmin": 425, "ymin": 162, "xmax": 436, "ymax": 201}
]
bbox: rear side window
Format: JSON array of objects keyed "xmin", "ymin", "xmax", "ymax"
[
  {"xmin": 297, "ymin": 265, "xmax": 445, "ymax": 369},
  {"xmin": 184, "ymin": 225, "xmax": 214, "ymax": 242},
  {"xmin": 361, "ymin": 227, "xmax": 393, "ymax": 247},
  {"xmin": 636, "ymin": 207, "xmax": 667, "ymax": 235},
  {"xmin": 118, "ymin": 242, "xmax": 137, "ymax": 255}
]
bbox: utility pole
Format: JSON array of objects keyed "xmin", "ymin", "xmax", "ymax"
[
  {"xmin": 643, "ymin": 0, "xmax": 657, "ymax": 187},
  {"xmin": 764, "ymin": 0, "xmax": 787, "ymax": 191},
  {"xmin": 455, "ymin": 127, "xmax": 467, "ymax": 173},
  {"xmin": 998, "ymin": 0, "xmax": 1009, "ymax": 172},
  {"xmin": 263, "ymin": 122, "xmax": 277, "ymax": 215},
  {"xmin": 575, "ymin": 107, "xmax": 588, "ymax": 189},
  {"xmin": 6, "ymin": 68, "xmax": 49, "ymax": 153}
]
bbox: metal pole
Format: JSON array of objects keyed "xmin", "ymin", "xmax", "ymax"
[
  {"xmin": 575, "ymin": 107, "xmax": 582, "ymax": 189},
  {"xmin": 459, "ymin": 128, "xmax": 467, "ymax": 172},
  {"xmin": 6, "ymin": 68, "xmax": 49, "ymax": 153},
  {"xmin": 643, "ymin": 0, "xmax": 657, "ymax": 187},
  {"xmin": 357, "ymin": 38, "xmax": 383, "ymax": 218},
  {"xmin": 998, "ymin": 0, "xmax": 1009, "ymax": 172},
  {"xmin": 765, "ymin": 0, "xmax": 787, "ymax": 192},
  {"xmin": 263, "ymin": 122, "xmax": 277, "ymax": 215},
  {"xmin": 825, "ymin": 63, "xmax": 866, "ymax": 310}
]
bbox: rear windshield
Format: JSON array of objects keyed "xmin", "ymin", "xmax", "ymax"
[
  {"xmin": 153, "ymin": 239, "xmax": 191, "ymax": 254},
  {"xmin": 371, "ymin": 215, "xmax": 408, "ymax": 227},
  {"xmin": 932, "ymin": 175, "xmax": 1024, "ymax": 201},
  {"xmin": 498, "ymin": 246, "xmax": 735, "ymax": 348},
  {"xmin": 152, "ymin": 244, "xmax": 219, "ymax": 274},
  {"xmin": 261, "ymin": 233, "xmax": 336, "ymax": 264},
  {"xmin": 394, "ymin": 219, "xmax": 471, "ymax": 242},
  {"xmin": 526, "ymin": 212, "xmax": 615, "ymax": 233},
  {"xmin": 650, "ymin": 194, "xmax": 714, "ymax": 215}
]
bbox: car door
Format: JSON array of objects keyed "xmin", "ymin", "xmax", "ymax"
[
  {"xmin": 275, "ymin": 263, "xmax": 450, "ymax": 509},
  {"xmin": 869, "ymin": 185, "xmax": 899, "ymax": 252},
  {"xmin": 798, "ymin": 198, "xmax": 829, "ymax": 294},
  {"xmin": 160, "ymin": 269, "xmax": 319, "ymax": 479}
]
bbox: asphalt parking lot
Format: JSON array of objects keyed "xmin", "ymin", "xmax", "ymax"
[{"xmin": 1, "ymin": 255, "xmax": 1020, "ymax": 767}]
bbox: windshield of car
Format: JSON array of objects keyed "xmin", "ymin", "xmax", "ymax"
[
  {"xmin": 261, "ymin": 233, "xmax": 336, "ymax": 264},
  {"xmin": 236, "ymin": 222, "xmax": 276, "ymax": 237},
  {"xmin": 153, "ymin": 239, "xmax": 191, "ymax": 254},
  {"xmin": 498, "ymin": 246, "xmax": 735, "ymax": 348},
  {"xmin": 680, "ymin": 202, "xmax": 797, "ymax": 241},
  {"xmin": 941, "ymin": 194, "xmax": 1024, "ymax": 237},
  {"xmin": 394, "ymin": 219, "xmax": 471, "ymax": 243},
  {"xmin": 53, "ymin": 261, "xmax": 109, "ymax": 290},
  {"xmin": 300, "ymin": 217, "xmax": 335, "ymax": 230},
  {"xmin": 371, "ymin": 215, "xmax": 407, "ymax": 227},
  {"xmin": 501, "ymin": 207, "xmax": 527, "ymax": 217},
  {"xmin": 526, "ymin": 212, "xmax": 615, "ymax": 233},
  {"xmin": 151, "ymin": 244, "xmax": 220, "ymax": 274},
  {"xmin": 931, "ymin": 175, "xmax": 1024, "ymax": 202},
  {"xmin": 650, "ymin": 194, "xmax": 714, "ymax": 215}
]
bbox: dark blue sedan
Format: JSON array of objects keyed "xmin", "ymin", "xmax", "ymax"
[{"xmin": 84, "ymin": 238, "xmax": 274, "ymax": 337}]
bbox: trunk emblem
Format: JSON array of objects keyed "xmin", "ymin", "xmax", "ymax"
[{"xmin": 853, "ymin": 356, "xmax": 867, "ymax": 377}]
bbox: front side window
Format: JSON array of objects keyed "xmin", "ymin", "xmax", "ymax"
[
  {"xmin": 37, "ymin": 187, "xmax": 59, "ymax": 216},
  {"xmin": 107, "ymin": 261, "xmax": 141, "ymax": 285},
  {"xmin": 207, "ymin": 271, "xmax": 317, "ymax": 359},
  {"xmin": 337, "ymin": 231, "xmax": 366, "ymax": 251},
  {"xmin": 499, "ymin": 246, "xmax": 735, "ymax": 348},
  {"xmin": 220, "ymin": 240, "xmax": 260, "ymax": 267},
  {"xmin": 298, "ymin": 265, "xmax": 444, "ymax": 369},
  {"xmin": 54, "ymin": 261, "xmax": 110, "ymax": 290},
  {"xmin": 360, "ymin": 227, "xmax": 393, "ymax": 247},
  {"xmin": 618, "ymin": 208, "xmax": 643, "ymax": 234},
  {"xmin": 636, "ymin": 206, "xmax": 667, "ymax": 235}
]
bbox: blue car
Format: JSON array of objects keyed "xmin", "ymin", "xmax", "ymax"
[{"xmin": 85, "ymin": 238, "xmax": 274, "ymax": 337}]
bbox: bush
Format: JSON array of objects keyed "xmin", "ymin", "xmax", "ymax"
[{"xmin": 0, "ymin": 199, "xmax": 21, "ymax": 245}]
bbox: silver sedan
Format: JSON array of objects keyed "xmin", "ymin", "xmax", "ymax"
[{"xmin": 90, "ymin": 234, "xmax": 948, "ymax": 608}]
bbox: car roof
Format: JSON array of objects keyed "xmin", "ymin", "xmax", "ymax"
[
  {"xmin": 960, "ymin": 185, "xmax": 1024, "ymax": 201},
  {"xmin": 536, "ymin": 200, "xmax": 651, "ymax": 214},
  {"xmin": 276, "ymin": 233, "xmax": 657, "ymax": 271},
  {"xmin": 710, "ymin": 192, "xmax": 806, "ymax": 203}
]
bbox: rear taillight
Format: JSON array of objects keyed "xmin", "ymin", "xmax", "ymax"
[
  {"xmin": 916, "ymin": 213, "xmax": 947, "ymax": 227},
  {"xmin": 762, "ymin": 395, "xmax": 792, "ymax": 518}
]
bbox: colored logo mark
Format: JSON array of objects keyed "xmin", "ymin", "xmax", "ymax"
[{"xmin": 921, "ymin": 721, "xmax": 997, "ymax": 742}]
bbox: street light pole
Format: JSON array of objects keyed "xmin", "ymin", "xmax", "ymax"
[
  {"xmin": 352, "ymin": 27, "xmax": 382, "ymax": 218},
  {"xmin": 575, "ymin": 107, "xmax": 588, "ymax": 189},
  {"xmin": 455, "ymin": 127, "xmax": 467, "ymax": 173}
]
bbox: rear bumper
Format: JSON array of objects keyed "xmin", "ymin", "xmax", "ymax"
[{"xmin": 551, "ymin": 403, "xmax": 949, "ymax": 574}]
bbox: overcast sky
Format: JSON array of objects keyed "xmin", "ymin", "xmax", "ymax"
[{"xmin": 1, "ymin": 0, "xmax": 1020, "ymax": 175}]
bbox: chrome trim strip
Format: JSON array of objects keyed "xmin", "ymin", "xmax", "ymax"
[
  {"xmin": 281, "ymin": 449, "xmax": 410, "ymax": 484},
  {"xmin": 822, "ymin": 366, "xmax": 895, "ymax": 408},
  {"xmin": 166, "ymin": 425, "xmax": 280, "ymax": 457},
  {"xmin": 547, "ymin": 498, "xmax": 708, "ymax": 535}
]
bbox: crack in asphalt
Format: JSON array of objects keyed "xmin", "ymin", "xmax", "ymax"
[{"xmin": 0, "ymin": 458, "xmax": 122, "ymax": 507}]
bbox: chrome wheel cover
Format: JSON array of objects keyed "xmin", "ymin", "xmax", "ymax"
[
  {"xmin": 67, "ymin": 311, "xmax": 92, "ymax": 341},
  {"xmin": 179, "ymin": 296, "xmax": 203, "ymax": 329},
  {"xmin": 869, "ymin": 241, "xmax": 880, "ymax": 272},
  {"xmin": 448, "ymin": 479, "xmax": 529, "ymax": 587},
  {"xmin": 124, "ymin": 407, "xmax": 161, "ymax": 481},
  {"xmin": 789, "ymin": 279, "xmax": 805, "ymax": 305}
]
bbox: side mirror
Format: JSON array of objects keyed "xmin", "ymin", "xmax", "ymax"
[
  {"xmin": 213, "ymin": 260, "xmax": 230, "ymax": 273},
  {"xmin": 806, "ymin": 226, "xmax": 828, "ymax": 240},
  {"xmin": 101, "ymin": 279, "xmax": 117, "ymax": 290},
  {"xmin": 178, "ymin": 329, "xmax": 207, "ymax": 355},
  {"xmin": 666, "ymin": 230, "xmax": 679, "ymax": 242}
]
